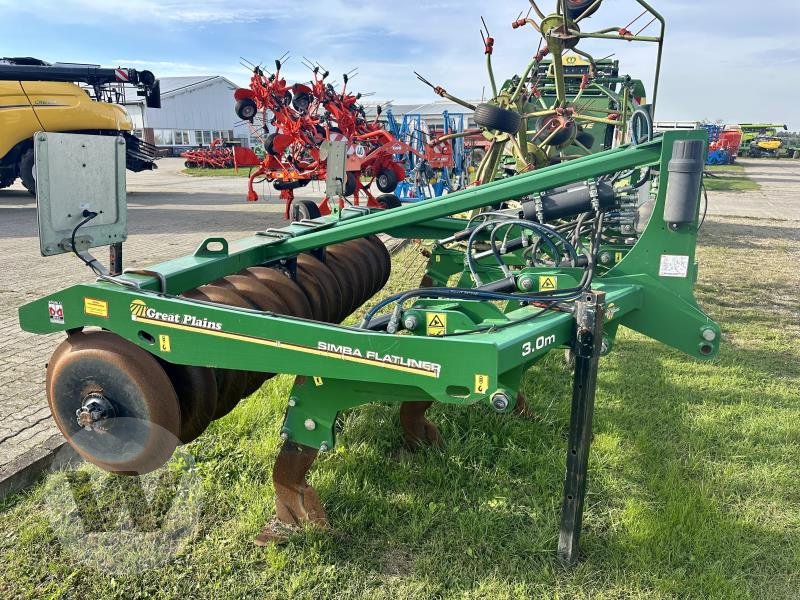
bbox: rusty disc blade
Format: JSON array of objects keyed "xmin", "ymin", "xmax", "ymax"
[
  {"xmin": 297, "ymin": 254, "xmax": 343, "ymax": 322},
  {"xmin": 241, "ymin": 267, "xmax": 314, "ymax": 320},
  {"xmin": 323, "ymin": 250, "xmax": 361, "ymax": 317},
  {"xmin": 353, "ymin": 237, "xmax": 389, "ymax": 295},
  {"xmin": 217, "ymin": 275, "xmax": 290, "ymax": 315},
  {"xmin": 339, "ymin": 240, "xmax": 379, "ymax": 299},
  {"xmin": 196, "ymin": 284, "xmax": 256, "ymax": 418},
  {"xmin": 327, "ymin": 242, "xmax": 374, "ymax": 311},
  {"xmin": 399, "ymin": 400, "xmax": 442, "ymax": 450},
  {"xmin": 350, "ymin": 237, "xmax": 390, "ymax": 297},
  {"xmin": 159, "ymin": 360, "xmax": 218, "ymax": 444},
  {"xmin": 271, "ymin": 441, "xmax": 328, "ymax": 527},
  {"xmin": 294, "ymin": 262, "xmax": 330, "ymax": 321},
  {"xmin": 363, "ymin": 234, "xmax": 392, "ymax": 289},
  {"xmin": 218, "ymin": 275, "xmax": 293, "ymax": 398},
  {"xmin": 46, "ymin": 330, "xmax": 180, "ymax": 474}
]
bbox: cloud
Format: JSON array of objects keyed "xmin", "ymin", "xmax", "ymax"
[{"xmin": 1, "ymin": 0, "xmax": 797, "ymax": 128}]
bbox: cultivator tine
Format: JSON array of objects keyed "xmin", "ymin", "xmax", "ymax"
[
  {"xmin": 513, "ymin": 391, "xmax": 534, "ymax": 418},
  {"xmin": 399, "ymin": 401, "xmax": 442, "ymax": 450},
  {"xmin": 271, "ymin": 441, "xmax": 327, "ymax": 526}
]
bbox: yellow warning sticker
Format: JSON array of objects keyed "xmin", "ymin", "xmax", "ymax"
[
  {"xmin": 614, "ymin": 251, "xmax": 624, "ymax": 263},
  {"xmin": 159, "ymin": 334, "xmax": 171, "ymax": 352},
  {"xmin": 313, "ymin": 376, "xmax": 324, "ymax": 387},
  {"xmin": 474, "ymin": 374, "xmax": 490, "ymax": 394},
  {"xmin": 426, "ymin": 313, "xmax": 447, "ymax": 336},
  {"xmin": 83, "ymin": 298, "xmax": 108, "ymax": 318},
  {"xmin": 539, "ymin": 276, "xmax": 558, "ymax": 292}
]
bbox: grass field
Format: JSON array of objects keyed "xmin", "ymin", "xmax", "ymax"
[
  {"xmin": 1, "ymin": 215, "xmax": 799, "ymax": 599},
  {"xmin": 703, "ymin": 164, "xmax": 760, "ymax": 193}
]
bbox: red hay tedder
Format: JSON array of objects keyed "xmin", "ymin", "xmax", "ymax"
[{"xmin": 234, "ymin": 58, "xmax": 437, "ymax": 219}]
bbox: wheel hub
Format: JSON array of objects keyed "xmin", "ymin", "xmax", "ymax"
[{"xmin": 75, "ymin": 392, "xmax": 116, "ymax": 431}]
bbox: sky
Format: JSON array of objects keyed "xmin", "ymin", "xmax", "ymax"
[{"xmin": 0, "ymin": 0, "xmax": 797, "ymax": 129}]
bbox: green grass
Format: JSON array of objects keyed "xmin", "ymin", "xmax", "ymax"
[
  {"xmin": 182, "ymin": 167, "xmax": 253, "ymax": 177},
  {"xmin": 2, "ymin": 218, "xmax": 799, "ymax": 599},
  {"xmin": 703, "ymin": 164, "xmax": 760, "ymax": 192}
]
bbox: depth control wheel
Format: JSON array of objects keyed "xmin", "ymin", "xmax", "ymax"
[{"xmin": 46, "ymin": 330, "xmax": 181, "ymax": 474}]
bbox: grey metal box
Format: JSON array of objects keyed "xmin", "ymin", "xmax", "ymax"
[{"xmin": 35, "ymin": 132, "xmax": 127, "ymax": 257}]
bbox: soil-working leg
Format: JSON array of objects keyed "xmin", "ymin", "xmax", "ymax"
[
  {"xmin": 399, "ymin": 400, "xmax": 442, "ymax": 450},
  {"xmin": 557, "ymin": 291, "xmax": 605, "ymax": 564},
  {"xmin": 256, "ymin": 441, "xmax": 327, "ymax": 546},
  {"xmin": 272, "ymin": 441, "xmax": 327, "ymax": 526}
]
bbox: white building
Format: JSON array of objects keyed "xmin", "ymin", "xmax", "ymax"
[{"xmin": 124, "ymin": 76, "xmax": 252, "ymax": 155}]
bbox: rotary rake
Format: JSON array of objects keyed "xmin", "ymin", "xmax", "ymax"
[
  {"xmin": 21, "ymin": 124, "xmax": 716, "ymax": 562},
  {"xmin": 417, "ymin": 0, "xmax": 664, "ymax": 184},
  {"xmin": 234, "ymin": 58, "xmax": 418, "ymax": 219}
]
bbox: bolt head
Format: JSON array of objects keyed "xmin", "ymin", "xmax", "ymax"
[
  {"xmin": 403, "ymin": 315, "xmax": 418, "ymax": 330},
  {"xmin": 491, "ymin": 392, "xmax": 510, "ymax": 412},
  {"xmin": 304, "ymin": 419, "xmax": 316, "ymax": 431},
  {"xmin": 319, "ymin": 442, "xmax": 329, "ymax": 453},
  {"xmin": 701, "ymin": 328, "xmax": 717, "ymax": 342},
  {"xmin": 600, "ymin": 252, "xmax": 611, "ymax": 264},
  {"xmin": 280, "ymin": 431, "xmax": 289, "ymax": 441},
  {"xmin": 518, "ymin": 277, "xmax": 534, "ymax": 291},
  {"xmin": 288, "ymin": 397, "xmax": 297, "ymax": 407}
]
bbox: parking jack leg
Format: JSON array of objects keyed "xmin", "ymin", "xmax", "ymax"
[{"xmin": 557, "ymin": 291, "xmax": 606, "ymax": 564}]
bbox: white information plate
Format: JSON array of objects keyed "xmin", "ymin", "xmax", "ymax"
[{"xmin": 659, "ymin": 254, "xmax": 690, "ymax": 278}]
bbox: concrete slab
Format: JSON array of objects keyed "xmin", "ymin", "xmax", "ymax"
[{"xmin": 707, "ymin": 158, "xmax": 800, "ymax": 221}]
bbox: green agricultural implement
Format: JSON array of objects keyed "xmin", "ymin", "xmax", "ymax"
[{"xmin": 19, "ymin": 128, "xmax": 717, "ymax": 562}]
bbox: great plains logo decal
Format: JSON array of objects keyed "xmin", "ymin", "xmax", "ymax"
[{"xmin": 130, "ymin": 299, "xmax": 222, "ymax": 331}]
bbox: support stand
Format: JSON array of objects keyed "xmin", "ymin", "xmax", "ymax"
[{"xmin": 558, "ymin": 290, "xmax": 605, "ymax": 564}]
